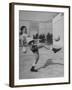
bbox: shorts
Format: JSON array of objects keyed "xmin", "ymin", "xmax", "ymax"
[{"xmin": 31, "ymin": 45, "xmax": 38, "ymax": 53}]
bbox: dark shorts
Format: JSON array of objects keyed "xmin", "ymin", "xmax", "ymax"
[
  {"xmin": 28, "ymin": 40, "xmax": 38, "ymax": 53},
  {"xmin": 31, "ymin": 45, "xmax": 38, "ymax": 53}
]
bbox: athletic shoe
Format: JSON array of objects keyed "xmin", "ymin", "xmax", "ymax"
[{"xmin": 30, "ymin": 66, "xmax": 38, "ymax": 72}]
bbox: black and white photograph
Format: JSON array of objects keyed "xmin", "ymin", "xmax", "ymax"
[
  {"xmin": 9, "ymin": 3, "xmax": 70, "ymax": 87},
  {"xmin": 19, "ymin": 11, "xmax": 64, "ymax": 79}
]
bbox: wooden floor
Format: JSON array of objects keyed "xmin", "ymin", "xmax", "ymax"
[{"xmin": 19, "ymin": 46, "xmax": 64, "ymax": 79}]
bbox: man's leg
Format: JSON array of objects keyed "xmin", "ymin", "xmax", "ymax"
[
  {"xmin": 22, "ymin": 40, "xmax": 27, "ymax": 53},
  {"xmin": 30, "ymin": 51, "xmax": 39, "ymax": 72}
]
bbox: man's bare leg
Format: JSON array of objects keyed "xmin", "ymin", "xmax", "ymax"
[{"xmin": 30, "ymin": 51, "xmax": 39, "ymax": 72}]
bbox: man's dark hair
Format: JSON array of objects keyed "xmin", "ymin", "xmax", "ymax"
[{"xmin": 20, "ymin": 26, "xmax": 27, "ymax": 35}]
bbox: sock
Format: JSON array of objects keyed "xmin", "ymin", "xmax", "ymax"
[{"xmin": 32, "ymin": 63, "xmax": 36, "ymax": 67}]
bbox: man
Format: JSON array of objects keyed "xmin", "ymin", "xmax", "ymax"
[{"xmin": 28, "ymin": 40, "xmax": 40, "ymax": 72}]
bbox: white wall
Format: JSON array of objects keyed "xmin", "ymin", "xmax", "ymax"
[
  {"xmin": 19, "ymin": 10, "xmax": 54, "ymax": 36},
  {"xmin": 53, "ymin": 13, "xmax": 64, "ymax": 47},
  {"xmin": 29, "ymin": 21, "xmax": 39, "ymax": 36},
  {"xmin": 0, "ymin": 0, "xmax": 72, "ymax": 90},
  {"xmin": 39, "ymin": 20, "xmax": 52, "ymax": 35},
  {"xmin": 19, "ymin": 20, "xmax": 52, "ymax": 37}
]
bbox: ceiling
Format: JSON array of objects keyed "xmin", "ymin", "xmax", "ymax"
[{"xmin": 19, "ymin": 10, "xmax": 59, "ymax": 22}]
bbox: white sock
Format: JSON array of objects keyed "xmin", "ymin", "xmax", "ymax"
[{"xmin": 32, "ymin": 61, "xmax": 37, "ymax": 67}]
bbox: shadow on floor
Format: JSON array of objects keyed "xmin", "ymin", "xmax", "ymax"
[{"xmin": 37, "ymin": 59, "xmax": 64, "ymax": 70}]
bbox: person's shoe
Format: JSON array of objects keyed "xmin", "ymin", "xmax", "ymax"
[
  {"xmin": 52, "ymin": 48, "xmax": 61, "ymax": 53},
  {"xmin": 30, "ymin": 66, "xmax": 38, "ymax": 72}
]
